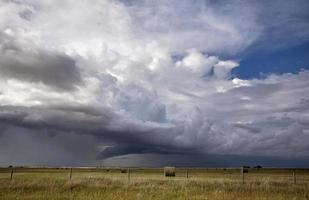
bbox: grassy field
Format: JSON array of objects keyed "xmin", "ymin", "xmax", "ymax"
[{"xmin": 0, "ymin": 167, "xmax": 309, "ymax": 200}]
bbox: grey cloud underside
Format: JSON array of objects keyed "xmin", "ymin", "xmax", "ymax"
[
  {"xmin": 0, "ymin": 105, "xmax": 214, "ymax": 158},
  {"xmin": 0, "ymin": 105, "xmax": 198, "ymax": 160},
  {"xmin": 0, "ymin": 34, "xmax": 82, "ymax": 91}
]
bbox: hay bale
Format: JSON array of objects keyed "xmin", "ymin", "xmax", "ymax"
[{"xmin": 164, "ymin": 167, "xmax": 175, "ymax": 177}]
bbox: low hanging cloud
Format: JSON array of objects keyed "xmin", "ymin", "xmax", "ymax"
[
  {"xmin": 0, "ymin": 33, "xmax": 82, "ymax": 91},
  {"xmin": 0, "ymin": 0, "xmax": 309, "ymax": 165}
]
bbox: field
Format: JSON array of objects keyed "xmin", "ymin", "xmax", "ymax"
[{"xmin": 0, "ymin": 167, "xmax": 309, "ymax": 200}]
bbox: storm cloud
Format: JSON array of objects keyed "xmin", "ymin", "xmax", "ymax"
[
  {"xmin": 0, "ymin": 0, "xmax": 309, "ymax": 166},
  {"xmin": 0, "ymin": 33, "xmax": 82, "ymax": 91}
]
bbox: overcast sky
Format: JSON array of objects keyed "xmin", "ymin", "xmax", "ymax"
[{"xmin": 0, "ymin": 0, "xmax": 309, "ymax": 167}]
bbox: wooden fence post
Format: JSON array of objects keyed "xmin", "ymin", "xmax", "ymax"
[
  {"xmin": 10, "ymin": 167, "xmax": 14, "ymax": 181},
  {"xmin": 69, "ymin": 168, "xmax": 72, "ymax": 180},
  {"xmin": 241, "ymin": 167, "xmax": 244, "ymax": 184}
]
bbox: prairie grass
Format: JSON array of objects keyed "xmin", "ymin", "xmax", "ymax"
[{"xmin": 0, "ymin": 168, "xmax": 308, "ymax": 200}]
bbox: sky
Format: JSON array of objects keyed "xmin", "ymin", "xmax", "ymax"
[{"xmin": 0, "ymin": 0, "xmax": 309, "ymax": 167}]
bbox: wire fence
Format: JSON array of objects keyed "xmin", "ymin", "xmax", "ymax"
[{"xmin": 1, "ymin": 167, "xmax": 309, "ymax": 185}]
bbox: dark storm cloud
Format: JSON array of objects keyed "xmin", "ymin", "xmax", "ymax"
[
  {"xmin": 0, "ymin": 104, "xmax": 159, "ymax": 146},
  {"xmin": 0, "ymin": 33, "xmax": 82, "ymax": 91},
  {"xmin": 0, "ymin": 105, "xmax": 113, "ymax": 135},
  {"xmin": 0, "ymin": 104, "xmax": 198, "ymax": 161},
  {"xmin": 97, "ymin": 141, "xmax": 199, "ymax": 160}
]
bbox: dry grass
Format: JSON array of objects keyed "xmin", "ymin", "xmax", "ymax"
[{"xmin": 0, "ymin": 168, "xmax": 308, "ymax": 200}]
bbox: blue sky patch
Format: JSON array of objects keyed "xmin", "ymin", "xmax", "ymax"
[{"xmin": 233, "ymin": 42, "xmax": 309, "ymax": 79}]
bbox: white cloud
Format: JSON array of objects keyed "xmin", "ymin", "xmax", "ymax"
[
  {"xmin": 176, "ymin": 49, "xmax": 218, "ymax": 75},
  {"xmin": 213, "ymin": 60, "xmax": 239, "ymax": 79}
]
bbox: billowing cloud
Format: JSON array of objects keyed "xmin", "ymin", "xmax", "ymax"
[{"xmin": 0, "ymin": 0, "xmax": 309, "ymax": 166}]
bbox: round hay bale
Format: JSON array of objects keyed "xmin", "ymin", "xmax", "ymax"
[{"xmin": 164, "ymin": 167, "xmax": 175, "ymax": 177}]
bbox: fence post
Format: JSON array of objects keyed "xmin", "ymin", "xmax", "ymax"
[
  {"xmin": 127, "ymin": 168, "xmax": 130, "ymax": 183},
  {"xmin": 69, "ymin": 168, "xmax": 72, "ymax": 180},
  {"xmin": 293, "ymin": 170, "xmax": 296, "ymax": 185},
  {"xmin": 10, "ymin": 167, "xmax": 14, "ymax": 181},
  {"xmin": 241, "ymin": 167, "xmax": 244, "ymax": 184}
]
